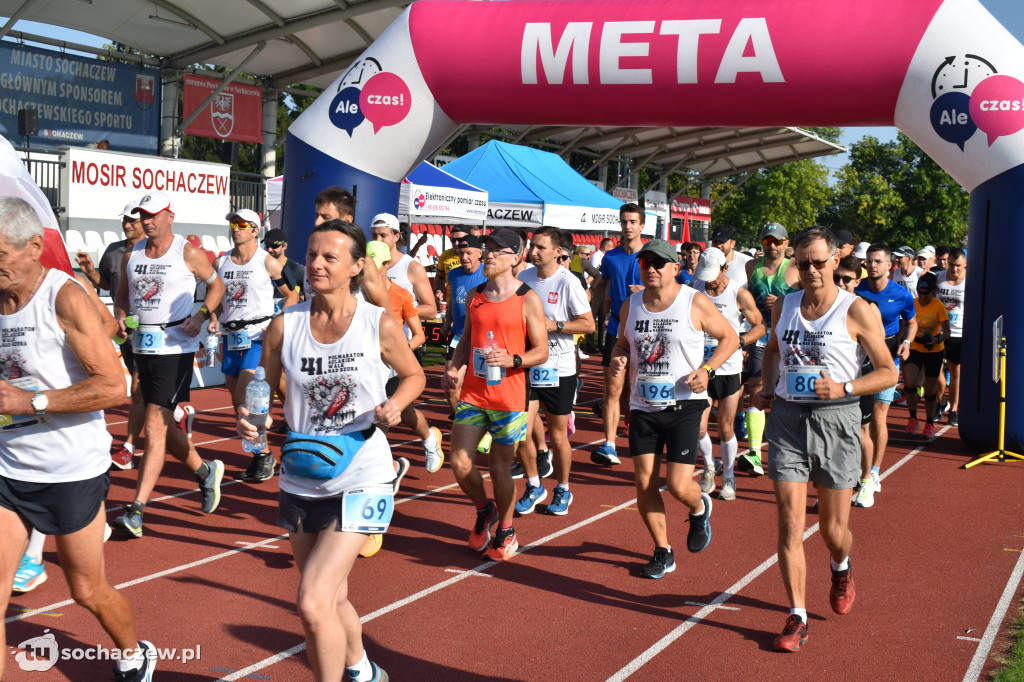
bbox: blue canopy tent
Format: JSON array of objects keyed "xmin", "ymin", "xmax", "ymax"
[{"xmin": 441, "ymin": 140, "xmax": 655, "ymax": 235}]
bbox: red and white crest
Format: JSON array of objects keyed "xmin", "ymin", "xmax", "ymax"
[
  {"xmin": 135, "ymin": 74, "xmax": 155, "ymax": 108},
  {"xmin": 547, "ymin": 292, "xmax": 559, "ymax": 304},
  {"xmin": 211, "ymin": 93, "xmax": 235, "ymax": 138}
]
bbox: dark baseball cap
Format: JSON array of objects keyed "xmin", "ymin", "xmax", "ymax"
[
  {"xmin": 710, "ymin": 225, "xmax": 736, "ymax": 243},
  {"xmin": 262, "ymin": 228, "xmax": 287, "ymax": 246},
  {"xmin": 484, "ymin": 228, "xmax": 523, "ymax": 254},
  {"xmin": 456, "ymin": 234, "xmax": 482, "ymax": 250},
  {"xmin": 834, "ymin": 229, "xmax": 855, "ymax": 247}
]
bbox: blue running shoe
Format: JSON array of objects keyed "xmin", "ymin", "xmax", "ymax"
[
  {"xmin": 544, "ymin": 486, "xmax": 573, "ymax": 516},
  {"xmin": 12, "ymin": 554, "xmax": 46, "ymax": 593},
  {"xmin": 591, "ymin": 441, "xmax": 620, "ymax": 466},
  {"xmin": 514, "ymin": 483, "xmax": 547, "ymax": 515}
]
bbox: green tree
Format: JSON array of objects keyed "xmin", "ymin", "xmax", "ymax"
[{"xmin": 830, "ymin": 132, "xmax": 969, "ymax": 248}]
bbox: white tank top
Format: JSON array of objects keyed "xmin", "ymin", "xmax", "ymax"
[
  {"xmin": 127, "ymin": 235, "xmax": 199, "ymax": 354},
  {"xmin": 774, "ymin": 289, "xmax": 865, "ymax": 402},
  {"xmin": 0, "ymin": 270, "xmax": 111, "ymax": 482},
  {"xmin": 279, "ymin": 299, "xmax": 394, "ymax": 496},
  {"xmin": 386, "ymin": 253, "xmax": 419, "ymax": 306},
  {"xmin": 216, "ymin": 247, "xmax": 276, "ymax": 340},
  {"xmin": 936, "ymin": 270, "xmax": 965, "ymax": 338},
  {"xmin": 518, "ymin": 267, "xmax": 590, "ymax": 377},
  {"xmin": 693, "ymin": 278, "xmax": 744, "ymax": 376},
  {"xmin": 892, "ymin": 266, "xmax": 922, "ymax": 299},
  {"xmin": 624, "ymin": 285, "xmax": 708, "ymax": 412}
]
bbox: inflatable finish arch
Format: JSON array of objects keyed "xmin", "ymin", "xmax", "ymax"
[{"xmin": 283, "ymin": 0, "xmax": 1024, "ymax": 451}]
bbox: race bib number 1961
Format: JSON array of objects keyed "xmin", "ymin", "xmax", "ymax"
[
  {"xmin": 637, "ymin": 378, "xmax": 675, "ymax": 407},
  {"xmin": 341, "ymin": 484, "xmax": 395, "ymax": 533}
]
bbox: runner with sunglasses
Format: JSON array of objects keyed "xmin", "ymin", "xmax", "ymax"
[
  {"xmin": 740, "ymin": 222, "xmax": 800, "ymax": 475},
  {"xmin": 754, "ymin": 226, "xmax": 896, "ymax": 652},
  {"xmin": 607, "ymin": 239, "xmax": 736, "ymax": 578}
]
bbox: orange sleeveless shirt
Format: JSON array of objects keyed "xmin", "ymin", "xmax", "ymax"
[{"xmin": 460, "ymin": 283, "xmax": 531, "ymax": 412}]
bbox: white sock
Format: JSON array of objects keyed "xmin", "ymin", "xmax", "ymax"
[
  {"xmin": 347, "ymin": 651, "xmax": 372, "ymax": 681},
  {"xmin": 830, "ymin": 555, "xmax": 850, "ymax": 572},
  {"xmin": 123, "ymin": 442, "xmax": 135, "ymax": 454},
  {"xmin": 721, "ymin": 437, "xmax": 738, "ymax": 478},
  {"xmin": 699, "ymin": 434, "xmax": 714, "ymax": 467},
  {"xmin": 424, "ymin": 430, "xmax": 438, "ymax": 448},
  {"xmin": 690, "ymin": 500, "xmax": 705, "ymax": 517},
  {"xmin": 116, "ymin": 644, "xmax": 145, "ymax": 672},
  {"xmin": 528, "ymin": 475, "xmax": 540, "ymax": 488},
  {"xmin": 173, "ymin": 404, "xmax": 184, "ymax": 422},
  {"xmin": 26, "ymin": 529, "xmax": 45, "ymax": 561},
  {"xmin": 790, "ymin": 607, "xmax": 807, "ymax": 623},
  {"xmin": 556, "ymin": 483, "xmax": 569, "ymax": 492}
]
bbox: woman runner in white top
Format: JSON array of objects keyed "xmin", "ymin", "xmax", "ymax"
[{"xmin": 237, "ymin": 219, "xmax": 424, "ymax": 682}]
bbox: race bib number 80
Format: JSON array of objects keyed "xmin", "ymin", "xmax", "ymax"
[
  {"xmin": 785, "ymin": 365, "xmax": 828, "ymax": 402},
  {"xmin": 341, "ymin": 484, "xmax": 395, "ymax": 533}
]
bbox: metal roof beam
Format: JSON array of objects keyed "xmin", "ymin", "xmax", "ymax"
[{"xmin": 150, "ymin": 0, "xmax": 226, "ymax": 46}]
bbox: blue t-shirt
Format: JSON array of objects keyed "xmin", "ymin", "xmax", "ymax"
[
  {"xmin": 599, "ymin": 246, "xmax": 642, "ymax": 336},
  {"xmin": 677, "ymin": 269, "xmax": 695, "ymax": 286},
  {"xmin": 854, "ymin": 278, "xmax": 915, "ymax": 336},
  {"xmin": 448, "ymin": 264, "xmax": 487, "ymax": 336}
]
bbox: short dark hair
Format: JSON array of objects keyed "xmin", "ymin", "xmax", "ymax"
[
  {"xmin": 948, "ymin": 247, "xmax": 966, "ymax": 262},
  {"xmin": 314, "ymin": 186, "xmax": 356, "ymax": 219},
  {"xmin": 599, "ymin": 238, "xmax": 613, "ymax": 249},
  {"xmin": 619, "ymin": 203, "xmax": 645, "ymax": 224},
  {"xmin": 838, "ymin": 255, "xmax": 862, "ymax": 273},
  {"xmin": 935, "ymin": 245, "xmax": 951, "ymax": 258},
  {"xmin": 532, "ymin": 226, "xmax": 562, "ymax": 249},
  {"xmin": 792, "ymin": 225, "xmax": 837, "ymax": 254},
  {"xmin": 866, "ymin": 243, "xmax": 891, "ymax": 259},
  {"xmin": 309, "ymin": 219, "xmax": 365, "ymax": 293}
]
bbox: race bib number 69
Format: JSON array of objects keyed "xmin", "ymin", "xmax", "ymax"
[{"xmin": 341, "ymin": 484, "xmax": 395, "ymax": 533}]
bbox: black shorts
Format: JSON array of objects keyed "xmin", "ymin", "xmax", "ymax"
[
  {"xmin": 907, "ymin": 349, "xmax": 946, "ymax": 378},
  {"xmin": 708, "ymin": 373, "xmax": 743, "ymax": 400},
  {"xmin": 136, "ymin": 352, "xmax": 194, "ymax": 409},
  {"xmin": 627, "ymin": 399, "xmax": 708, "ymax": 464},
  {"xmin": 601, "ymin": 334, "xmax": 618, "ymax": 367},
  {"xmin": 945, "ymin": 337, "xmax": 962, "ymax": 365},
  {"xmin": 0, "ymin": 472, "xmax": 109, "ymax": 535},
  {"xmin": 385, "ymin": 375, "xmax": 400, "ymax": 399},
  {"xmin": 121, "ymin": 342, "xmax": 137, "ymax": 374},
  {"xmin": 742, "ymin": 344, "xmax": 765, "ymax": 381},
  {"xmin": 527, "ymin": 374, "xmax": 576, "ymax": 416},
  {"xmin": 278, "ymin": 490, "xmax": 369, "ymax": 534}
]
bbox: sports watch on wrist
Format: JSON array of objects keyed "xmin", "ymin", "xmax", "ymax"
[
  {"xmin": 512, "ymin": 354, "xmax": 523, "ymax": 368},
  {"xmin": 555, "ymin": 321, "xmax": 565, "ymax": 333},
  {"xmin": 844, "ymin": 381, "xmax": 855, "ymax": 397},
  {"xmin": 702, "ymin": 364, "xmax": 716, "ymax": 380},
  {"xmin": 31, "ymin": 391, "xmax": 48, "ymax": 415}
]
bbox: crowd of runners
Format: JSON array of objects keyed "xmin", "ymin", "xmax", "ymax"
[{"xmin": 0, "ymin": 189, "xmax": 967, "ymax": 680}]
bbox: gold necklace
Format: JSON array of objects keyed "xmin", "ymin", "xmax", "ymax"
[{"xmin": 2, "ymin": 267, "xmax": 46, "ymax": 315}]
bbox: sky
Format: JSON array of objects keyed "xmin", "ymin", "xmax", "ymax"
[{"xmin": 7, "ymin": 0, "xmax": 1024, "ymax": 178}]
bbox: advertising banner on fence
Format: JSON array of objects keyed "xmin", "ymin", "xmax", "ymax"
[
  {"xmin": 182, "ymin": 74, "xmax": 263, "ymax": 143},
  {"xmin": 0, "ymin": 43, "xmax": 159, "ymax": 154}
]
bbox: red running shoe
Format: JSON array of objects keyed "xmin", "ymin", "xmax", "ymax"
[
  {"xmin": 110, "ymin": 446, "xmax": 134, "ymax": 470},
  {"xmin": 468, "ymin": 500, "xmax": 498, "ymax": 552},
  {"xmin": 773, "ymin": 614, "xmax": 809, "ymax": 652},
  {"xmin": 904, "ymin": 417, "xmax": 919, "ymax": 435},
  {"xmin": 483, "ymin": 527, "xmax": 518, "ymax": 562},
  {"xmin": 922, "ymin": 421, "xmax": 936, "ymax": 439},
  {"xmin": 830, "ymin": 563, "xmax": 856, "ymax": 615}
]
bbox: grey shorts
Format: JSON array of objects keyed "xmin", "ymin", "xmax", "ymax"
[{"xmin": 764, "ymin": 398, "xmax": 861, "ymax": 489}]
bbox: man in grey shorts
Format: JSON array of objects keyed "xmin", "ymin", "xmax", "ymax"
[{"xmin": 754, "ymin": 226, "xmax": 896, "ymax": 653}]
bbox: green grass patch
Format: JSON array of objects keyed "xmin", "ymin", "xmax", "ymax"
[
  {"xmin": 422, "ymin": 344, "xmax": 447, "ymax": 367},
  {"xmin": 992, "ymin": 600, "xmax": 1024, "ymax": 682}
]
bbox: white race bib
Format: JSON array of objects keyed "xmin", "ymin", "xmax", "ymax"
[
  {"xmin": 341, "ymin": 483, "xmax": 395, "ymax": 533},
  {"xmin": 637, "ymin": 377, "xmax": 676, "ymax": 407},
  {"xmin": 226, "ymin": 329, "xmax": 252, "ymax": 351},
  {"xmin": 134, "ymin": 325, "xmax": 165, "ymax": 354},
  {"xmin": 529, "ymin": 362, "xmax": 559, "ymax": 388},
  {"xmin": 785, "ymin": 364, "xmax": 830, "ymax": 402},
  {"xmin": 0, "ymin": 376, "xmax": 47, "ymax": 430}
]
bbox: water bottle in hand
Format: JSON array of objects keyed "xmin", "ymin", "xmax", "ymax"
[
  {"xmin": 243, "ymin": 366, "xmax": 271, "ymax": 453},
  {"xmin": 205, "ymin": 332, "xmax": 219, "ymax": 368},
  {"xmin": 115, "ymin": 314, "xmax": 139, "ymax": 345},
  {"xmin": 484, "ymin": 331, "xmax": 502, "ymax": 386}
]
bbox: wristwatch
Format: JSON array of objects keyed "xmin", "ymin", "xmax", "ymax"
[
  {"xmin": 844, "ymin": 381, "xmax": 855, "ymax": 397},
  {"xmin": 701, "ymin": 364, "xmax": 716, "ymax": 380},
  {"xmin": 31, "ymin": 391, "xmax": 48, "ymax": 415},
  {"xmin": 555, "ymin": 321, "xmax": 565, "ymax": 333},
  {"xmin": 512, "ymin": 354, "xmax": 523, "ymax": 368}
]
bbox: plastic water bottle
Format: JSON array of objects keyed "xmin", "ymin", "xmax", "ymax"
[
  {"xmin": 205, "ymin": 332, "xmax": 219, "ymax": 368},
  {"xmin": 115, "ymin": 314, "xmax": 138, "ymax": 345},
  {"xmin": 243, "ymin": 366, "xmax": 271, "ymax": 453},
  {"xmin": 484, "ymin": 331, "xmax": 502, "ymax": 386}
]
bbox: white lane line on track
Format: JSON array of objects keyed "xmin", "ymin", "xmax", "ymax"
[
  {"xmin": 444, "ymin": 569, "xmax": 494, "ymax": 577},
  {"xmin": 685, "ymin": 601, "xmax": 740, "ymax": 611},
  {"xmin": 963, "ymin": 529, "xmax": 1024, "ymax": 681},
  {"xmin": 958, "ymin": 636, "xmax": 983, "ymax": 642},
  {"xmin": 605, "ymin": 425, "xmax": 951, "ymax": 681}
]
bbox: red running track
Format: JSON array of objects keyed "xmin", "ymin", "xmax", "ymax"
[{"xmin": 4, "ymin": 358, "xmax": 1024, "ymax": 681}]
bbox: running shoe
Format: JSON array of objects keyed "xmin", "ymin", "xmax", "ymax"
[
  {"xmin": 773, "ymin": 615, "xmax": 809, "ymax": 652},
  {"xmin": 736, "ymin": 450, "xmax": 764, "ymax": 476},
  {"xmin": 239, "ymin": 452, "xmax": 276, "ymax": 483},
  {"xmin": 346, "ymin": 661, "xmax": 389, "ymax": 682},
  {"xmin": 424, "ymin": 427, "xmax": 445, "ymax": 473},
  {"xmin": 686, "ymin": 493, "xmax": 713, "ymax": 553},
  {"xmin": 948, "ymin": 410, "xmax": 959, "ymax": 427},
  {"xmin": 852, "ymin": 479, "xmax": 875, "ymax": 508},
  {"xmin": 893, "ymin": 389, "xmax": 906, "ymax": 405},
  {"xmin": 105, "ymin": 523, "xmax": 112, "ymax": 543},
  {"xmin": 575, "ymin": 377, "xmax": 584, "ymax": 404},
  {"xmin": 510, "ymin": 460, "xmax": 526, "ymax": 479},
  {"xmin": 936, "ymin": 401, "xmax": 949, "ymax": 419},
  {"xmin": 537, "ymin": 449, "xmax": 554, "ymax": 478},
  {"xmin": 113, "ymin": 506, "xmax": 144, "ymax": 539},
  {"xmin": 514, "ymin": 483, "xmax": 547, "ymax": 515},
  {"xmin": 592, "ymin": 402, "xmax": 604, "ymax": 418},
  {"xmin": 719, "ymin": 477, "xmax": 737, "ymax": 501},
  {"xmin": 871, "ymin": 470, "xmax": 881, "ymax": 493},
  {"xmin": 110, "ymin": 445, "xmax": 134, "ymax": 470},
  {"xmin": 591, "ymin": 441, "xmax": 620, "ymax": 466},
  {"xmin": 468, "ymin": 500, "xmax": 498, "ymax": 552},
  {"xmin": 483, "ymin": 526, "xmax": 518, "ymax": 562},
  {"xmin": 922, "ymin": 421, "xmax": 936, "ymax": 438},
  {"xmin": 112, "ymin": 640, "xmax": 157, "ymax": 682},
  {"xmin": 829, "ymin": 561, "xmax": 856, "ymax": 614},
  {"xmin": 544, "ymin": 486, "xmax": 573, "ymax": 516},
  {"xmin": 199, "ymin": 460, "xmax": 224, "ymax": 513},
  {"xmin": 359, "ymin": 534, "xmax": 383, "ymax": 558},
  {"xmin": 699, "ymin": 464, "xmax": 716, "ymax": 494},
  {"xmin": 177, "ymin": 404, "xmax": 195, "ymax": 438},
  {"xmin": 577, "ymin": 350, "xmax": 590, "ymax": 360},
  {"xmin": 905, "ymin": 417, "xmax": 919, "ymax": 435},
  {"xmin": 639, "ymin": 547, "xmax": 676, "ymax": 579},
  {"xmin": 12, "ymin": 554, "xmax": 46, "ymax": 593},
  {"xmin": 477, "ymin": 432, "xmax": 492, "ymax": 454},
  {"xmin": 392, "ymin": 457, "xmax": 411, "ymax": 494}
]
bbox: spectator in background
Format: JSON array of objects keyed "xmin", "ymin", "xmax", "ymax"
[
  {"xmin": 916, "ymin": 246, "xmax": 937, "ymax": 275},
  {"xmin": 834, "ymin": 229, "xmax": 856, "ymax": 258},
  {"xmin": 934, "ymin": 245, "xmax": 950, "ymax": 271},
  {"xmin": 591, "ymin": 237, "xmax": 613, "ymax": 271},
  {"xmin": 262, "ymin": 228, "xmax": 305, "ymax": 314},
  {"xmin": 677, "ymin": 241, "xmax": 701, "ymax": 286},
  {"xmin": 588, "ymin": 237, "xmax": 615, "ymax": 351}
]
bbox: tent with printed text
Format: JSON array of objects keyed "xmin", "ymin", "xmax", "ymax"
[{"xmin": 398, "ymin": 161, "xmax": 488, "ymax": 224}]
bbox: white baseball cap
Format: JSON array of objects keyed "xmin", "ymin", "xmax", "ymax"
[
  {"xmin": 371, "ymin": 212, "xmax": 400, "ymax": 232},
  {"xmin": 134, "ymin": 191, "xmax": 174, "ymax": 215},
  {"xmin": 854, "ymin": 241, "xmax": 871, "ymax": 259},
  {"xmin": 118, "ymin": 200, "xmax": 140, "ymax": 219},
  {"xmin": 226, "ymin": 208, "xmax": 262, "ymax": 226},
  {"xmin": 695, "ymin": 247, "xmax": 727, "ymax": 282}
]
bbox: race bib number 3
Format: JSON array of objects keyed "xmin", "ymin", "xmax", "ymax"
[
  {"xmin": 785, "ymin": 365, "xmax": 828, "ymax": 401},
  {"xmin": 637, "ymin": 379, "xmax": 676, "ymax": 407},
  {"xmin": 226, "ymin": 329, "xmax": 251, "ymax": 351},
  {"xmin": 529, "ymin": 363, "xmax": 558, "ymax": 388},
  {"xmin": 341, "ymin": 484, "xmax": 395, "ymax": 533},
  {"xmin": 134, "ymin": 325, "xmax": 164, "ymax": 354}
]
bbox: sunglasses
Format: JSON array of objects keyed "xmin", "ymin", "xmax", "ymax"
[
  {"xmin": 795, "ymin": 257, "xmax": 833, "ymax": 271},
  {"xmin": 762, "ymin": 236, "xmax": 783, "ymax": 247},
  {"xmin": 557, "ymin": 255, "xmax": 570, "ymax": 262},
  {"xmin": 265, "ymin": 241, "xmax": 284, "ymax": 248},
  {"xmin": 230, "ymin": 222, "xmax": 255, "ymax": 231},
  {"xmin": 639, "ymin": 257, "xmax": 671, "ymax": 270},
  {"xmin": 833, "ymin": 274, "xmax": 856, "ymax": 285},
  {"xmin": 482, "ymin": 247, "xmax": 516, "ymax": 256}
]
